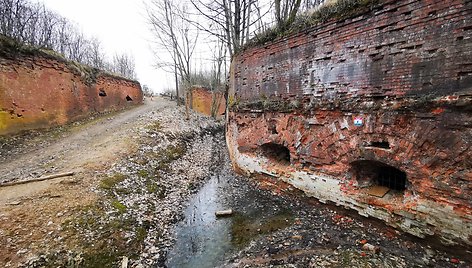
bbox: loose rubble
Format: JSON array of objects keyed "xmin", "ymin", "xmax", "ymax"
[
  {"xmin": 223, "ymin": 175, "xmax": 472, "ymax": 268},
  {"xmin": 1, "ymin": 100, "xmax": 470, "ymax": 267},
  {"xmin": 10, "ymin": 103, "xmax": 225, "ymax": 267}
]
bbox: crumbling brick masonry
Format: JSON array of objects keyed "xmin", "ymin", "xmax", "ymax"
[{"xmin": 226, "ymin": 0, "xmax": 472, "ymax": 245}]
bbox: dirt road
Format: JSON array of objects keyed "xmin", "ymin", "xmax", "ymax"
[
  {"xmin": 0, "ymin": 97, "xmax": 209, "ymax": 266},
  {"xmin": 0, "ymin": 98, "xmax": 167, "ymax": 186}
]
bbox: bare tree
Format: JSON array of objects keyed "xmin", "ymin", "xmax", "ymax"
[
  {"xmin": 54, "ymin": 17, "xmax": 74, "ymax": 55},
  {"xmin": 0, "ymin": 0, "xmax": 137, "ymax": 80},
  {"xmin": 142, "ymin": 84, "xmax": 153, "ymax": 97},
  {"xmin": 36, "ymin": 4, "xmax": 60, "ymax": 48},
  {"xmin": 84, "ymin": 37, "xmax": 106, "ymax": 69},
  {"xmin": 0, "ymin": 0, "xmax": 36, "ymax": 42},
  {"xmin": 301, "ymin": 0, "xmax": 326, "ymax": 11},
  {"xmin": 111, "ymin": 53, "xmax": 136, "ymax": 80},
  {"xmin": 274, "ymin": 0, "xmax": 302, "ymax": 28},
  {"xmin": 188, "ymin": 0, "xmax": 269, "ymax": 56},
  {"xmin": 65, "ymin": 31, "xmax": 87, "ymax": 62},
  {"xmin": 207, "ymin": 39, "xmax": 227, "ymax": 118},
  {"xmin": 147, "ymin": 0, "xmax": 199, "ymax": 115}
]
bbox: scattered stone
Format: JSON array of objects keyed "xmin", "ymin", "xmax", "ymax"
[
  {"xmin": 215, "ymin": 209, "xmax": 233, "ymax": 217},
  {"xmin": 6, "ymin": 201, "xmax": 21, "ymax": 206},
  {"xmin": 17, "ymin": 249, "xmax": 28, "ymax": 255},
  {"xmin": 362, "ymin": 243, "xmax": 380, "ymax": 253},
  {"xmin": 121, "ymin": 256, "xmax": 129, "ymax": 268}
]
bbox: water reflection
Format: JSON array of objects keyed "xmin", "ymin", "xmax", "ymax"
[
  {"xmin": 165, "ymin": 167, "xmax": 294, "ymax": 268},
  {"xmin": 166, "ymin": 175, "xmax": 232, "ymax": 268}
]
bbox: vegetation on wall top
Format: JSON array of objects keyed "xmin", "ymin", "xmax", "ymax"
[
  {"xmin": 0, "ymin": 0, "xmax": 137, "ymax": 80},
  {"xmin": 0, "ymin": 34, "xmax": 140, "ymax": 87},
  {"xmin": 242, "ymin": 0, "xmax": 381, "ymax": 52}
]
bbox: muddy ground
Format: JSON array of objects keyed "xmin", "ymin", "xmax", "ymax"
[{"xmin": 0, "ymin": 98, "xmax": 470, "ymax": 268}]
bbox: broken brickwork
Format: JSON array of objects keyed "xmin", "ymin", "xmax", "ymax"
[
  {"xmin": 0, "ymin": 45, "xmax": 143, "ymax": 135},
  {"xmin": 227, "ymin": 0, "xmax": 472, "ymax": 245}
]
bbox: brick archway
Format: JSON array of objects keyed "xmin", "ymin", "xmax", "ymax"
[{"xmin": 350, "ymin": 160, "xmax": 407, "ymax": 191}]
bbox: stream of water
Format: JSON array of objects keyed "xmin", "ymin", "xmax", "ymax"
[{"xmin": 166, "ymin": 165, "xmax": 293, "ymax": 268}]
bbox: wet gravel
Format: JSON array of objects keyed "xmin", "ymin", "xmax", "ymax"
[
  {"xmin": 5, "ymin": 101, "xmax": 470, "ymax": 268},
  {"xmin": 223, "ymin": 176, "xmax": 472, "ymax": 268},
  {"xmin": 85, "ymin": 107, "xmax": 226, "ymax": 267}
]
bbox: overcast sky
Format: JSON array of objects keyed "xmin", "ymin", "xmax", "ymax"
[{"xmin": 37, "ymin": 0, "xmax": 171, "ymax": 93}]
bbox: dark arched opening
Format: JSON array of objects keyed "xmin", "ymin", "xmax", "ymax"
[
  {"xmin": 260, "ymin": 143, "xmax": 290, "ymax": 165},
  {"xmin": 351, "ymin": 160, "xmax": 407, "ymax": 191}
]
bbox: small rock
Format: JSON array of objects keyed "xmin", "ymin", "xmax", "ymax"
[
  {"xmin": 362, "ymin": 243, "xmax": 380, "ymax": 253},
  {"xmin": 292, "ymin": 235, "xmax": 303, "ymax": 240},
  {"xmin": 425, "ymin": 248, "xmax": 435, "ymax": 257},
  {"xmin": 17, "ymin": 249, "xmax": 28, "ymax": 255},
  {"xmin": 121, "ymin": 256, "xmax": 129, "ymax": 268}
]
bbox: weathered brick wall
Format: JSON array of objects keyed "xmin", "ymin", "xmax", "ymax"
[
  {"xmin": 227, "ymin": 0, "xmax": 472, "ymax": 245},
  {"xmin": 191, "ymin": 86, "xmax": 226, "ymax": 117},
  {"xmin": 0, "ymin": 51, "xmax": 143, "ymax": 135},
  {"xmin": 232, "ymin": 0, "xmax": 472, "ymax": 100}
]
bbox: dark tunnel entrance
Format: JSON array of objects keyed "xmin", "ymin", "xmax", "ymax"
[
  {"xmin": 351, "ymin": 160, "xmax": 407, "ymax": 191},
  {"xmin": 260, "ymin": 143, "xmax": 290, "ymax": 165}
]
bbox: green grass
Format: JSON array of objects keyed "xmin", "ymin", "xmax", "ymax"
[
  {"xmin": 137, "ymin": 169, "xmax": 149, "ymax": 178},
  {"xmin": 111, "ymin": 199, "xmax": 127, "ymax": 214},
  {"xmin": 59, "ymin": 201, "xmax": 151, "ymax": 267},
  {"xmin": 154, "ymin": 143, "xmax": 187, "ymax": 172},
  {"xmin": 145, "ymin": 180, "xmax": 167, "ymax": 198},
  {"xmin": 99, "ymin": 173, "xmax": 127, "ymax": 191},
  {"xmin": 146, "ymin": 121, "xmax": 162, "ymax": 132},
  {"xmin": 231, "ymin": 210, "xmax": 294, "ymax": 248}
]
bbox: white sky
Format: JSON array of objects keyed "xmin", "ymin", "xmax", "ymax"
[{"xmin": 37, "ymin": 0, "xmax": 171, "ymax": 93}]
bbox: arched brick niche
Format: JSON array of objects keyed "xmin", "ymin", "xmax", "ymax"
[
  {"xmin": 227, "ymin": 0, "xmax": 472, "ymax": 245},
  {"xmin": 350, "ymin": 160, "xmax": 407, "ymax": 191}
]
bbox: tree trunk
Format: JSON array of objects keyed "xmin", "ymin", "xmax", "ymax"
[
  {"xmin": 185, "ymin": 90, "xmax": 190, "ymax": 120},
  {"xmin": 174, "ymin": 59, "xmax": 180, "ymax": 105}
]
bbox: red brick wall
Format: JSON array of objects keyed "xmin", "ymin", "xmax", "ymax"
[
  {"xmin": 231, "ymin": 0, "xmax": 472, "ymax": 101},
  {"xmin": 227, "ymin": 0, "xmax": 472, "ymax": 245},
  {"xmin": 0, "ymin": 53, "xmax": 143, "ymax": 135},
  {"xmin": 191, "ymin": 86, "xmax": 226, "ymax": 117}
]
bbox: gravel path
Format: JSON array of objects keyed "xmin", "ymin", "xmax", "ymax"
[
  {"xmin": 0, "ymin": 97, "xmax": 224, "ymax": 267},
  {"xmin": 0, "ymin": 98, "xmax": 167, "ymax": 185}
]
